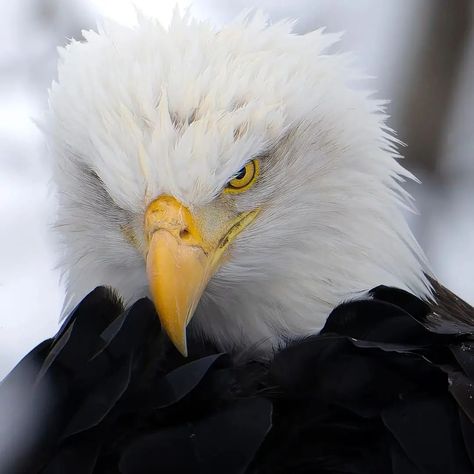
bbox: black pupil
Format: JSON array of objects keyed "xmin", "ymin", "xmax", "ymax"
[{"xmin": 235, "ymin": 167, "xmax": 246, "ymax": 180}]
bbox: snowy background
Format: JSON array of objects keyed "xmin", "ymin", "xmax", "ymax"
[{"xmin": 0, "ymin": 0, "xmax": 473, "ymax": 379}]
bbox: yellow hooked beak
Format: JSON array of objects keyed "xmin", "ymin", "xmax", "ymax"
[{"xmin": 144, "ymin": 195, "xmax": 259, "ymax": 356}]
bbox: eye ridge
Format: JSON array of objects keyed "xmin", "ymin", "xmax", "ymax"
[{"xmin": 224, "ymin": 159, "xmax": 259, "ymax": 194}]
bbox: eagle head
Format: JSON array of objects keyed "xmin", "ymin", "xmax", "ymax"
[{"xmin": 45, "ymin": 11, "xmax": 430, "ymax": 356}]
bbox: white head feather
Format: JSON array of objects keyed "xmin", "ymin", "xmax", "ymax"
[{"xmin": 45, "ymin": 11, "xmax": 431, "ymax": 353}]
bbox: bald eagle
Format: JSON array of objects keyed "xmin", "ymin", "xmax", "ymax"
[{"xmin": 0, "ymin": 11, "xmax": 473, "ymax": 474}]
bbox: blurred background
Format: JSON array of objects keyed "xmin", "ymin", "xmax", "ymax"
[{"xmin": 0, "ymin": 0, "xmax": 472, "ymax": 378}]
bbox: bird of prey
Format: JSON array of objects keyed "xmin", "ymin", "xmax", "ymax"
[
  {"xmin": 1, "ymin": 11, "xmax": 473, "ymax": 474},
  {"xmin": 48, "ymin": 11, "xmax": 432, "ymax": 355}
]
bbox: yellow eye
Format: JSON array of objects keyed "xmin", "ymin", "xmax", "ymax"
[{"xmin": 224, "ymin": 159, "xmax": 260, "ymax": 194}]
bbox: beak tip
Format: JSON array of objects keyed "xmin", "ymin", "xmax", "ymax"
[
  {"xmin": 162, "ymin": 325, "xmax": 188, "ymax": 357},
  {"xmin": 175, "ymin": 339, "xmax": 188, "ymax": 357}
]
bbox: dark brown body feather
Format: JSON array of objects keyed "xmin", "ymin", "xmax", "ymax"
[
  {"xmin": 427, "ymin": 275, "xmax": 474, "ymax": 333},
  {"xmin": 0, "ymin": 283, "xmax": 473, "ymax": 473}
]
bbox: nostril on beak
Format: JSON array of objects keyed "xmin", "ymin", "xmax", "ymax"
[{"xmin": 179, "ymin": 228, "xmax": 191, "ymax": 240}]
